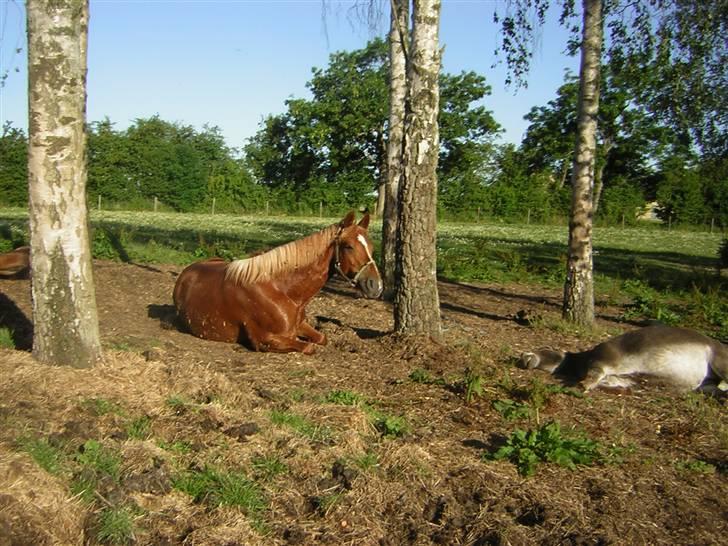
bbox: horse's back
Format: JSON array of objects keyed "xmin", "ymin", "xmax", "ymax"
[
  {"xmin": 174, "ymin": 259, "xmax": 240, "ymax": 342},
  {"xmin": 174, "ymin": 258, "xmax": 226, "ymax": 305}
]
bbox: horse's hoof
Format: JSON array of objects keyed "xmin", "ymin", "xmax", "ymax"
[{"xmin": 302, "ymin": 343, "xmax": 317, "ymax": 355}]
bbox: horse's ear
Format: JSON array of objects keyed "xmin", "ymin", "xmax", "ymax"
[
  {"xmin": 358, "ymin": 213, "xmax": 370, "ymax": 229},
  {"xmin": 341, "ymin": 211, "xmax": 356, "ymax": 227}
]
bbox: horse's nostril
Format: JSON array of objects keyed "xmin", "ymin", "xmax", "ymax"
[{"xmin": 367, "ymin": 278, "xmax": 383, "ymax": 297}]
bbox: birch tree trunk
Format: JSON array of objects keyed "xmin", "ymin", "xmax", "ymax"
[
  {"xmin": 394, "ymin": 0, "xmax": 442, "ymax": 339},
  {"xmin": 562, "ymin": 0, "xmax": 602, "ymax": 326},
  {"xmin": 27, "ymin": 0, "xmax": 102, "ymax": 366},
  {"xmin": 381, "ymin": 0, "xmax": 409, "ymax": 300},
  {"xmin": 592, "ymin": 137, "xmax": 613, "ymax": 216}
]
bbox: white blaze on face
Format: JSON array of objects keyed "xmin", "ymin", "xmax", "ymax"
[{"xmin": 356, "ymin": 234, "xmax": 374, "ymax": 262}]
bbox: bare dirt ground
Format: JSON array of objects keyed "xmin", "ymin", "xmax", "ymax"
[{"xmin": 0, "ymin": 261, "xmax": 726, "ymax": 545}]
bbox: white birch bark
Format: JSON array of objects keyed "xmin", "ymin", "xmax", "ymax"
[
  {"xmin": 394, "ymin": 0, "xmax": 442, "ymax": 339},
  {"xmin": 27, "ymin": 0, "xmax": 102, "ymax": 366},
  {"xmin": 563, "ymin": 0, "xmax": 602, "ymax": 326},
  {"xmin": 381, "ymin": 0, "xmax": 408, "ymax": 300}
]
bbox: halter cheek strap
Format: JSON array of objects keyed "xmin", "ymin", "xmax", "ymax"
[{"xmin": 334, "ymin": 233, "xmax": 379, "ymax": 287}]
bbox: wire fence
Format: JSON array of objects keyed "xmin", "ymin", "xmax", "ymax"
[{"xmin": 91, "ymin": 195, "xmax": 726, "ymax": 233}]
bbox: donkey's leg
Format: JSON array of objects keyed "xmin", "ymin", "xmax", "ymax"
[
  {"xmin": 696, "ymin": 368, "xmax": 727, "ymax": 400},
  {"xmin": 297, "ymin": 320, "xmax": 327, "ymax": 345},
  {"xmin": 581, "ymin": 365, "xmax": 608, "ymax": 392}
]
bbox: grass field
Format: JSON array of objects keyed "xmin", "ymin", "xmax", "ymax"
[{"xmin": 1, "ymin": 208, "xmax": 726, "ymax": 337}]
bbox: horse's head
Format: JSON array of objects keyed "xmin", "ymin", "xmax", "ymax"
[{"xmin": 333, "ymin": 211, "xmax": 383, "ymax": 299}]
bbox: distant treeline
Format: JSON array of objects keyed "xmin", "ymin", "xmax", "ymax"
[{"xmin": 1, "ymin": 38, "xmax": 725, "ymax": 227}]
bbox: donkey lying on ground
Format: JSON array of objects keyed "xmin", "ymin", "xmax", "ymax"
[
  {"xmin": 519, "ymin": 326, "xmax": 728, "ymax": 395},
  {"xmin": 0, "ymin": 246, "xmax": 30, "ymax": 277}
]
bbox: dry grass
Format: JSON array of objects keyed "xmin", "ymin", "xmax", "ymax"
[{"xmin": 0, "ymin": 264, "xmax": 726, "ymax": 544}]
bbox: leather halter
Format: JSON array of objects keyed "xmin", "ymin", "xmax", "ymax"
[{"xmin": 333, "ymin": 231, "xmax": 379, "ymax": 287}]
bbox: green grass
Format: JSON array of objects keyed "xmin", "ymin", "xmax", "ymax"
[
  {"xmin": 126, "ymin": 415, "xmax": 152, "ymax": 440},
  {"xmin": 173, "ymin": 465, "xmax": 267, "ymax": 514},
  {"xmin": 80, "ymin": 397, "xmax": 125, "ymax": 417},
  {"xmin": 351, "ymin": 451, "xmax": 379, "ymax": 471},
  {"xmin": 157, "ymin": 440, "xmax": 193, "ymax": 455},
  {"xmin": 1, "ymin": 208, "xmax": 721, "ymax": 271},
  {"xmin": 408, "ymin": 368, "xmax": 437, "ymax": 384},
  {"xmin": 251, "ymin": 455, "xmax": 288, "ymax": 480},
  {"xmin": 17, "ymin": 436, "xmax": 67, "ymax": 475},
  {"xmin": 268, "ymin": 409, "xmax": 333, "ymax": 443},
  {"xmin": 323, "ymin": 389, "xmax": 364, "ymax": 406},
  {"xmin": 96, "ymin": 505, "xmax": 137, "ymax": 545},
  {"xmin": 0, "ymin": 327, "xmax": 15, "ymax": 349},
  {"xmin": 369, "ymin": 411, "xmax": 409, "ymax": 438},
  {"xmin": 75, "ymin": 440, "xmax": 122, "ymax": 482},
  {"xmin": 2, "ymin": 209, "xmax": 723, "ymax": 336},
  {"xmin": 165, "ymin": 394, "xmax": 194, "ymax": 413},
  {"xmin": 675, "ymin": 458, "xmax": 716, "ymax": 474}
]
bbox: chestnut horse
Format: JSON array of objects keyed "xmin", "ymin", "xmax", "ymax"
[
  {"xmin": 0, "ymin": 246, "xmax": 30, "ymax": 277},
  {"xmin": 173, "ymin": 211, "xmax": 382, "ymax": 353}
]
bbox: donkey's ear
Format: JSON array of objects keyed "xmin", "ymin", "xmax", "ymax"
[
  {"xmin": 340, "ymin": 211, "xmax": 356, "ymax": 227},
  {"xmin": 358, "ymin": 213, "xmax": 370, "ymax": 229}
]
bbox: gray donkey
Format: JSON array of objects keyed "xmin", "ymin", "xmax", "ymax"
[{"xmin": 519, "ymin": 326, "xmax": 728, "ymax": 395}]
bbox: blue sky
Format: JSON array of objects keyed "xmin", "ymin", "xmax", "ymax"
[{"xmin": 0, "ymin": 1, "xmax": 579, "ymax": 150}]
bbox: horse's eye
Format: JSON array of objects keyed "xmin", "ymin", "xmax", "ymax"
[{"xmin": 343, "ymin": 244, "xmax": 354, "ymax": 251}]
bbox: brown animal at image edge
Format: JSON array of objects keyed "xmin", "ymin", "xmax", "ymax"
[
  {"xmin": 520, "ymin": 325, "xmax": 728, "ymax": 396},
  {"xmin": 173, "ymin": 211, "xmax": 382, "ymax": 354},
  {"xmin": 0, "ymin": 246, "xmax": 30, "ymax": 277}
]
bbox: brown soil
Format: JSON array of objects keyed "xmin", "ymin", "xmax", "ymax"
[{"xmin": 0, "ymin": 261, "xmax": 726, "ymax": 545}]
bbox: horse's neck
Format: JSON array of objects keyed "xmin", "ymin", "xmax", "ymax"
[{"xmin": 279, "ymin": 243, "xmax": 336, "ymax": 302}]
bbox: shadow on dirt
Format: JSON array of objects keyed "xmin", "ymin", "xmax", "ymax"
[
  {"xmin": 147, "ymin": 304, "xmax": 178, "ymax": 330},
  {"xmin": 0, "ymin": 292, "xmax": 32, "ymax": 350}
]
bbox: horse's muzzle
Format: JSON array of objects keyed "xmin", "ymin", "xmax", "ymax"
[{"xmin": 358, "ymin": 274, "xmax": 383, "ymax": 299}]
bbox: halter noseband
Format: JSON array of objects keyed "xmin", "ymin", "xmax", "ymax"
[{"xmin": 333, "ymin": 231, "xmax": 379, "ymax": 287}]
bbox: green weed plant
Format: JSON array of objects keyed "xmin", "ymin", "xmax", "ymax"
[
  {"xmin": 485, "ymin": 421, "xmax": 601, "ymax": 477},
  {"xmin": 492, "ymin": 399, "xmax": 532, "ymax": 421},
  {"xmin": 324, "ymin": 389, "xmax": 363, "ymax": 406}
]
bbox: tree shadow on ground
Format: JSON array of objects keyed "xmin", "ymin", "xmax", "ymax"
[{"xmin": 0, "ymin": 293, "xmax": 32, "ymax": 350}]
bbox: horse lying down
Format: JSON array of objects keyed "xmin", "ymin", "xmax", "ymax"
[
  {"xmin": 519, "ymin": 326, "xmax": 728, "ymax": 396},
  {"xmin": 0, "ymin": 246, "xmax": 30, "ymax": 277}
]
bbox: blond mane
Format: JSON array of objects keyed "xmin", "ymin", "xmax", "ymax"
[{"xmin": 224, "ymin": 223, "xmax": 341, "ymax": 286}]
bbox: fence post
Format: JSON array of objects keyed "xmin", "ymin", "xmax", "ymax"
[
  {"xmin": 265, "ymin": 200, "xmax": 269, "ymax": 216},
  {"xmin": 319, "ymin": 201, "xmax": 323, "ymax": 218},
  {"xmin": 621, "ymin": 213, "xmax": 625, "ymax": 229},
  {"xmin": 98, "ymin": 195, "xmax": 101, "ymax": 211},
  {"xmin": 711, "ymin": 217, "xmax": 715, "ymax": 233},
  {"xmin": 527, "ymin": 208, "xmax": 531, "ymax": 225},
  {"xmin": 154, "ymin": 196, "xmax": 158, "ymax": 212},
  {"xmin": 211, "ymin": 197, "xmax": 216, "ymax": 215}
]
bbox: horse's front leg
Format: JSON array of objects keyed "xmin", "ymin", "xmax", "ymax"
[
  {"xmin": 297, "ymin": 320, "xmax": 327, "ymax": 346},
  {"xmin": 258, "ymin": 334, "xmax": 317, "ymax": 355}
]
